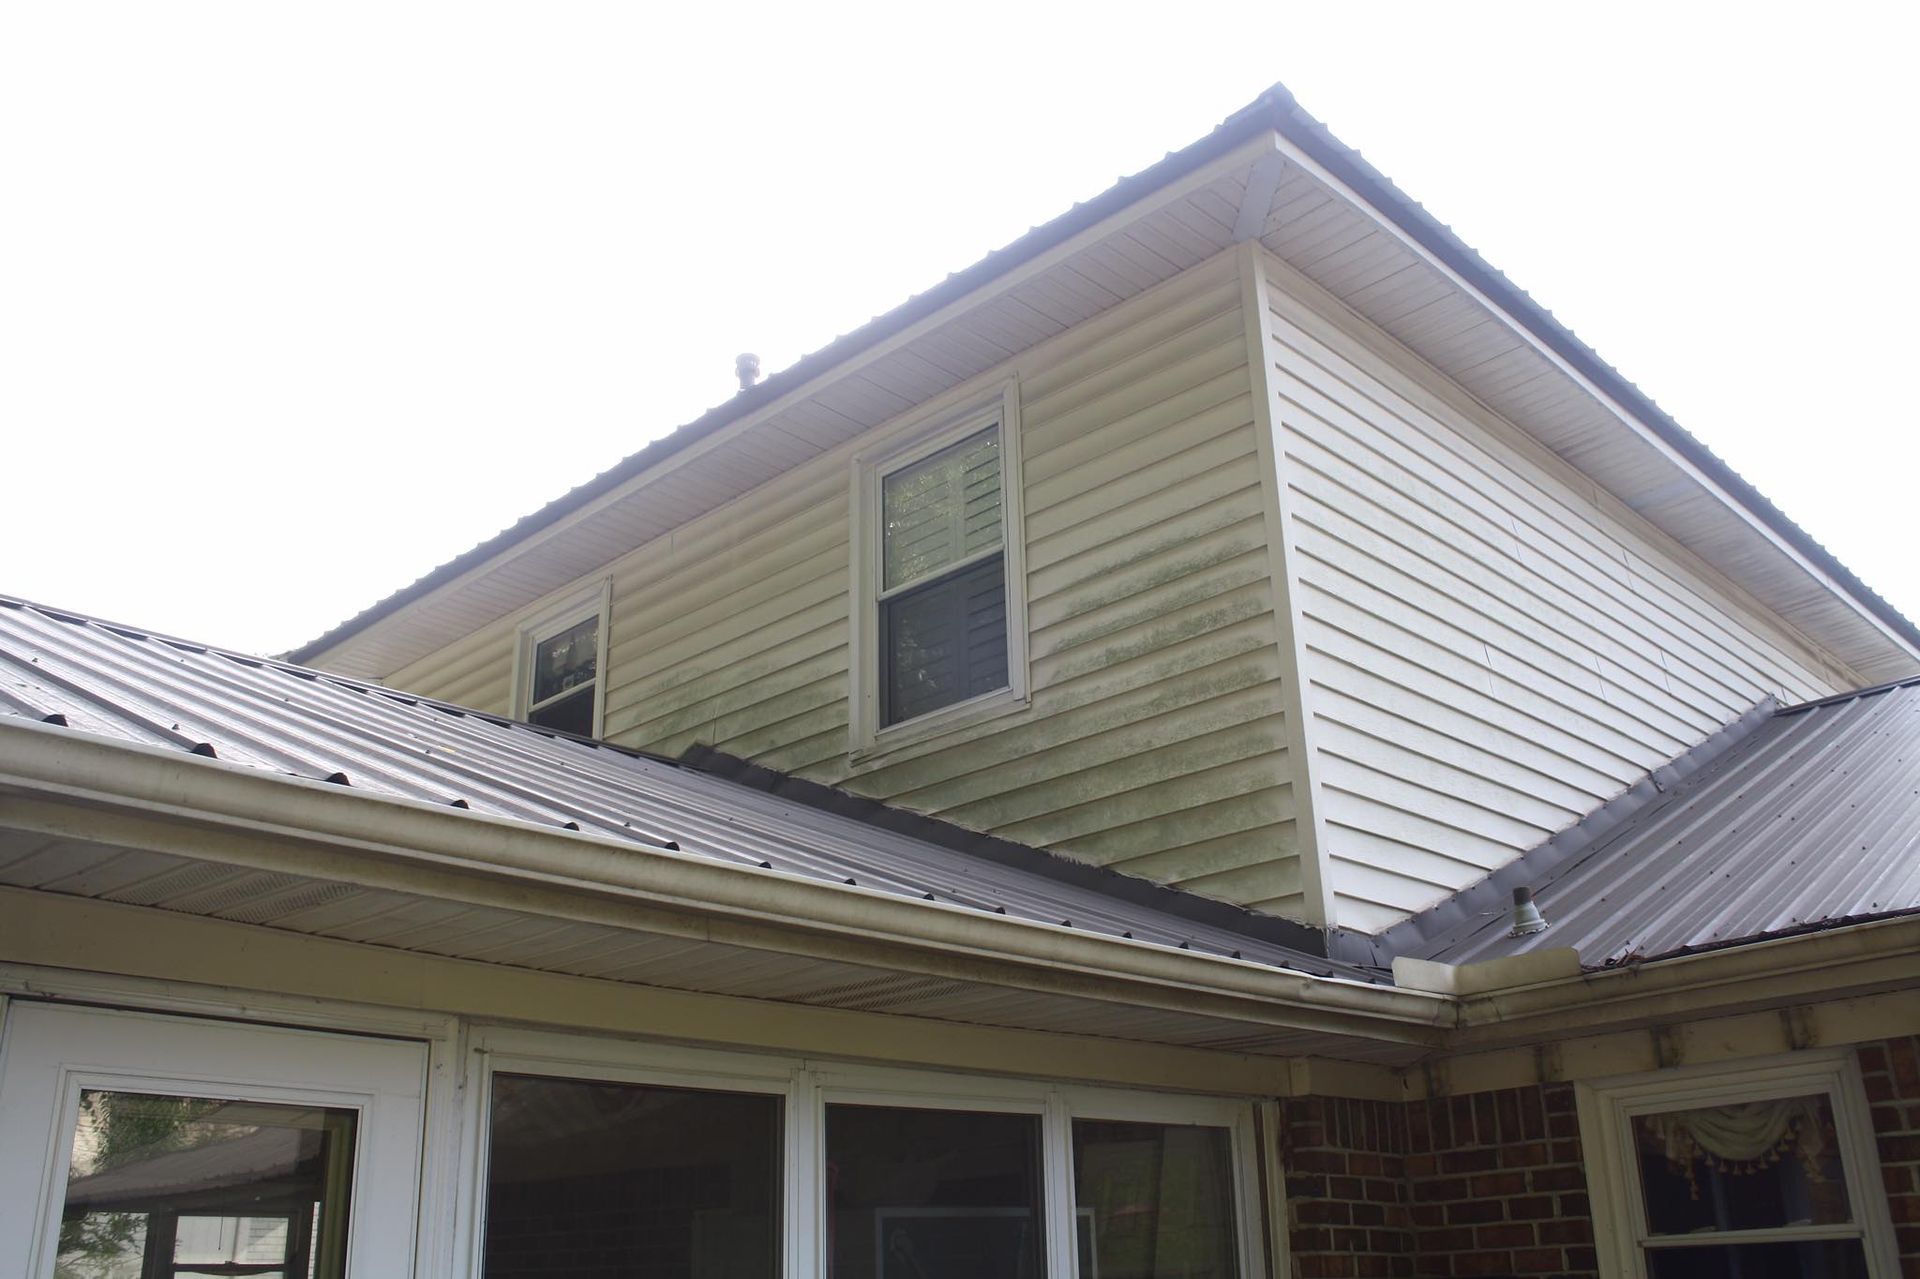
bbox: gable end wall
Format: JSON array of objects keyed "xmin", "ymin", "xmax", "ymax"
[
  {"xmin": 385, "ymin": 253, "xmax": 1312, "ymax": 918},
  {"xmin": 374, "ymin": 248, "xmax": 1859, "ymax": 934},
  {"xmin": 1252, "ymin": 248, "xmax": 1854, "ymax": 932}
]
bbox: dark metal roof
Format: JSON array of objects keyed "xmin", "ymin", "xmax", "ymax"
[
  {"xmin": 287, "ymin": 83, "xmax": 1920, "ymax": 665},
  {"xmin": 0, "ymin": 595, "xmax": 1365, "ymax": 980},
  {"xmin": 1348, "ymin": 681, "xmax": 1920, "ymax": 968}
]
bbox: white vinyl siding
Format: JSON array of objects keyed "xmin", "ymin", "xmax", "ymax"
[
  {"xmin": 386, "ymin": 255, "xmax": 1308, "ymax": 917},
  {"xmin": 1255, "ymin": 250, "xmax": 1852, "ymax": 932},
  {"xmin": 379, "ymin": 246, "xmax": 1858, "ymax": 934}
]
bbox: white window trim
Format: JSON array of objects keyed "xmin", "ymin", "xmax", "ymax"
[
  {"xmin": 1575, "ymin": 1048, "xmax": 1901, "ymax": 1279},
  {"xmin": 849, "ymin": 380, "xmax": 1030, "ymax": 759},
  {"xmin": 455, "ymin": 1026, "xmax": 1269, "ymax": 1279},
  {"xmin": 509, "ymin": 579, "xmax": 612, "ymax": 736}
]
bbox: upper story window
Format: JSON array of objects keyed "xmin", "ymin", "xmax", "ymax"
[
  {"xmin": 852, "ymin": 384, "xmax": 1028, "ymax": 754},
  {"xmin": 515, "ymin": 583, "xmax": 611, "ymax": 737},
  {"xmin": 1577, "ymin": 1051, "xmax": 1900, "ymax": 1278}
]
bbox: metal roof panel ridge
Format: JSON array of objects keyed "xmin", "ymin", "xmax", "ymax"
[
  {"xmin": 1, "ymin": 592, "xmax": 1373, "ymax": 981},
  {"xmin": 1344, "ymin": 680, "xmax": 1920, "ymax": 969}
]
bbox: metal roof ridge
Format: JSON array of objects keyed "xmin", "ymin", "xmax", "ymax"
[
  {"xmin": 283, "ymin": 79, "xmax": 1920, "ymax": 668},
  {"xmin": 1774, "ymin": 672, "xmax": 1920, "ymax": 717},
  {"xmin": 1325, "ymin": 695, "xmax": 1783, "ymax": 968},
  {"xmin": 281, "ymin": 90, "xmax": 1297, "ymax": 665}
]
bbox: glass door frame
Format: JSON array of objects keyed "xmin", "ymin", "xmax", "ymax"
[{"xmin": 0, "ymin": 1000, "xmax": 430, "ymax": 1279}]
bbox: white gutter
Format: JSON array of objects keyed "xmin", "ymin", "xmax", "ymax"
[
  {"xmin": 1435, "ymin": 916, "xmax": 1920, "ymax": 1050},
  {"xmin": 0, "ymin": 719, "xmax": 1451, "ymax": 1044},
  {"xmin": 8, "ymin": 718, "xmax": 1912, "ymax": 1061}
]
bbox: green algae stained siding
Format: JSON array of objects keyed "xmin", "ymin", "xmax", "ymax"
[{"xmin": 383, "ymin": 253, "xmax": 1312, "ymax": 919}]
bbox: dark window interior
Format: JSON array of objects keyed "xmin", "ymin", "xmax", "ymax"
[
  {"xmin": 880, "ymin": 555, "xmax": 1008, "ymax": 726},
  {"xmin": 483, "ymin": 1073, "xmax": 781, "ymax": 1279},
  {"xmin": 1072, "ymin": 1119, "xmax": 1238, "ymax": 1279},
  {"xmin": 826, "ymin": 1104, "xmax": 1043, "ymax": 1279}
]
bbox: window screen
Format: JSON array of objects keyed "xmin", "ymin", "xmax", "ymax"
[
  {"xmin": 878, "ymin": 427, "xmax": 1008, "ymax": 727},
  {"xmin": 826, "ymin": 1104, "xmax": 1044, "ymax": 1279},
  {"xmin": 525, "ymin": 614, "xmax": 598, "ymax": 735},
  {"xmin": 1072, "ymin": 1119, "xmax": 1239, "ymax": 1279},
  {"xmin": 483, "ymin": 1073, "xmax": 781, "ymax": 1279}
]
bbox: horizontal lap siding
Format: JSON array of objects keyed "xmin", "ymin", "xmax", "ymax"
[
  {"xmin": 387, "ymin": 256, "xmax": 1305, "ymax": 916},
  {"xmin": 1260, "ymin": 258, "xmax": 1848, "ymax": 932},
  {"xmin": 853, "ymin": 257, "xmax": 1302, "ymax": 915}
]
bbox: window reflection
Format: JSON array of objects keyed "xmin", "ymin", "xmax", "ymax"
[
  {"xmin": 827, "ymin": 1105, "xmax": 1044, "ymax": 1279},
  {"xmin": 56, "ymin": 1090, "xmax": 355, "ymax": 1279},
  {"xmin": 1072, "ymin": 1120, "xmax": 1237, "ymax": 1279},
  {"xmin": 483, "ymin": 1074, "xmax": 781, "ymax": 1279},
  {"xmin": 1633, "ymin": 1093, "xmax": 1852, "ymax": 1236}
]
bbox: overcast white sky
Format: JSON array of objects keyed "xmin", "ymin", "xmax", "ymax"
[{"xmin": 2, "ymin": 3, "xmax": 1915, "ymax": 659}]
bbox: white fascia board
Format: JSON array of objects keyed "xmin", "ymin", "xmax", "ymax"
[
  {"xmin": 306, "ymin": 137, "xmax": 1283, "ymax": 673},
  {"xmin": 1261, "ymin": 131, "xmax": 1920, "ymax": 670},
  {"xmin": 0, "ymin": 716, "xmax": 1449, "ymax": 1044},
  {"xmin": 1449, "ymin": 914, "xmax": 1920, "ymax": 1047}
]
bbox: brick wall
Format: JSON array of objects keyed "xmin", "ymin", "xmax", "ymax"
[
  {"xmin": 1404, "ymin": 1083, "xmax": 1595, "ymax": 1279},
  {"xmin": 1281, "ymin": 1084, "xmax": 1594, "ymax": 1279},
  {"xmin": 1280, "ymin": 1096, "xmax": 1413, "ymax": 1277},
  {"xmin": 1860, "ymin": 1036, "xmax": 1920, "ymax": 1277},
  {"xmin": 1281, "ymin": 1042, "xmax": 1920, "ymax": 1278}
]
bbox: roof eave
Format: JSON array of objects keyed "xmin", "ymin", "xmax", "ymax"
[
  {"xmin": 292, "ymin": 83, "xmax": 1920, "ymax": 669},
  {"xmin": 0, "ymin": 715, "xmax": 1452, "ymax": 1045}
]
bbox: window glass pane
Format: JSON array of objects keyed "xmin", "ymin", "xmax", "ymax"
[
  {"xmin": 527, "ymin": 685, "xmax": 595, "ymax": 736},
  {"xmin": 883, "ymin": 429, "xmax": 1002, "ymax": 590},
  {"xmin": 1633, "ymin": 1092, "xmax": 1852, "ymax": 1235},
  {"xmin": 484, "ymin": 1073, "xmax": 781, "ymax": 1279},
  {"xmin": 881, "ymin": 555, "xmax": 1007, "ymax": 725},
  {"xmin": 531, "ymin": 616, "xmax": 598, "ymax": 706},
  {"xmin": 1646, "ymin": 1239, "xmax": 1868, "ymax": 1279},
  {"xmin": 1072, "ymin": 1120, "xmax": 1238, "ymax": 1279},
  {"xmin": 827, "ymin": 1104, "xmax": 1043, "ymax": 1279},
  {"xmin": 57, "ymin": 1090, "xmax": 356, "ymax": 1279}
]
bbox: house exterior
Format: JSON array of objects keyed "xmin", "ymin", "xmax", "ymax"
[{"xmin": 2, "ymin": 85, "xmax": 1916, "ymax": 1279}]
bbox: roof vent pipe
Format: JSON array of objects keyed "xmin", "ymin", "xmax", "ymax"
[
  {"xmin": 1509, "ymin": 885, "xmax": 1548, "ymax": 937},
  {"xmin": 734, "ymin": 352, "xmax": 761, "ymax": 392}
]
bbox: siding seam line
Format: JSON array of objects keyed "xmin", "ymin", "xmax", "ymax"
[{"xmin": 1239, "ymin": 240, "xmax": 1338, "ymax": 929}]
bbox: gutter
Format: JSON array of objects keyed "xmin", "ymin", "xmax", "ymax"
[
  {"xmin": 1433, "ymin": 914, "xmax": 1920, "ymax": 1051},
  {"xmin": 0, "ymin": 719, "xmax": 1451, "ymax": 1045},
  {"xmin": 7, "ymin": 714, "xmax": 1911, "ymax": 1066}
]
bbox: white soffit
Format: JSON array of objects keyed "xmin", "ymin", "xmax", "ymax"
[
  {"xmin": 0, "ymin": 832, "xmax": 1425, "ymax": 1067},
  {"xmin": 313, "ymin": 138, "xmax": 1916, "ymax": 686}
]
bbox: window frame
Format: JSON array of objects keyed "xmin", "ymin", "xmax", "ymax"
[
  {"xmin": 849, "ymin": 381, "xmax": 1029, "ymax": 758},
  {"xmin": 455, "ymin": 1028, "xmax": 1269, "ymax": 1279},
  {"xmin": 510, "ymin": 580, "xmax": 612, "ymax": 737},
  {"xmin": 1575, "ymin": 1048, "xmax": 1900, "ymax": 1279}
]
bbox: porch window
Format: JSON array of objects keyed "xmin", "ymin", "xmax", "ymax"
[
  {"xmin": 481, "ymin": 1073, "xmax": 782, "ymax": 1279},
  {"xmin": 467, "ymin": 1032, "xmax": 1261, "ymax": 1279},
  {"xmin": 1578, "ymin": 1053, "xmax": 1900, "ymax": 1278},
  {"xmin": 1072, "ymin": 1119, "xmax": 1240, "ymax": 1279},
  {"xmin": 55, "ymin": 1090, "xmax": 358, "ymax": 1279},
  {"xmin": 852, "ymin": 385, "xmax": 1029, "ymax": 752},
  {"xmin": 826, "ymin": 1104, "xmax": 1045, "ymax": 1279}
]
